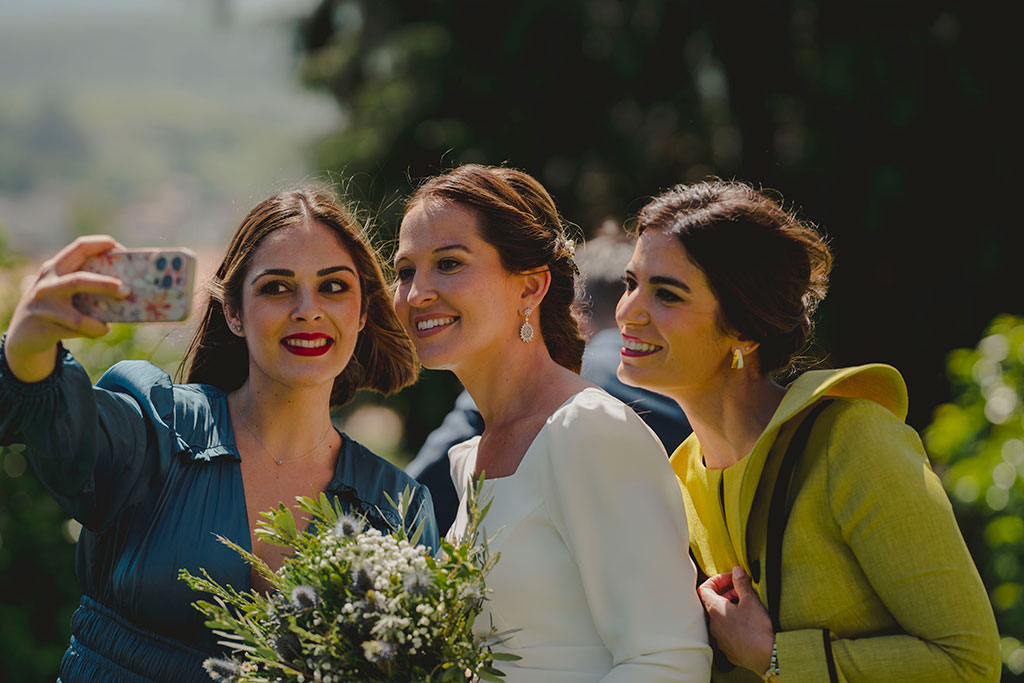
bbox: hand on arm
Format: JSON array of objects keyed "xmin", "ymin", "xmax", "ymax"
[
  {"xmin": 697, "ymin": 566, "xmax": 774, "ymax": 675},
  {"xmin": 5, "ymin": 235, "xmax": 127, "ymax": 382}
]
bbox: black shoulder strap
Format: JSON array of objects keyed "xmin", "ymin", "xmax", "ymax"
[{"xmin": 765, "ymin": 399, "xmax": 834, "ymax": 632}]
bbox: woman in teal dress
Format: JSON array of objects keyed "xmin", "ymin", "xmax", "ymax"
[{"xmin": 0, "ymin": 188, "xmax": 437, "ymax": 682}]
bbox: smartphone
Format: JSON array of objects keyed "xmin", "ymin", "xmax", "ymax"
[{"xmin": 72, "ymin": 248, "xmax": 197, "ymax": 323}]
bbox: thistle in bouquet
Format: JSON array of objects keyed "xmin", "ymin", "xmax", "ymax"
[{"xmin": 181, "ymin": 479, "xmax": 517, "ymax": 682}]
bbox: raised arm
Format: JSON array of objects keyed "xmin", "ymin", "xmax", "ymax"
[
  {"xmin": 2, "ymin": 236, "xmax": 176, "ymax": 531},
  {"xmin": 542, "ymin": 392, "xmax": 711, "ymax": 683}
]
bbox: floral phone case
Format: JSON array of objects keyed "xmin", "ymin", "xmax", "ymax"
[{"xmin": 73, "ymin": 248, "xmax": 196, "ymax": 322}]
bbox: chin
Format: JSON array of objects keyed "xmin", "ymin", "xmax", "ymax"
[
  {"xmin": 416, "ymin": 352, "xmax": 458, "ymax": 373},
  {"xmin": 617, "ymin": 364, "xmax": 658, "ymax": 392},
  {"xmin": 410, "ymin": 339, "xmax": 459, "ymax": 372}
]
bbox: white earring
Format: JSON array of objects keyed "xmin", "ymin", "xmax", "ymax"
[
  {"xmin": 520, "ymin": 308, "xmax": 535, "ymax": 343},
  {"xmin": 731, "ymin": 348, "xmax": 744, "ymax": 370}
]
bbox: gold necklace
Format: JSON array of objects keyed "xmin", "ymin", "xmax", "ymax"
[{"xmin": 235, "ymin": 405, "xmax": 333, "ymax": 466}]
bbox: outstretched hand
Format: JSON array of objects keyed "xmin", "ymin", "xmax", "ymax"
[
  {"xmin": 5, "ymin": 235, "xmax": 128, "ymax": 382},
  {"xmin": 697, "ymin": 566, "xmax": 775, "ymax": 675}
]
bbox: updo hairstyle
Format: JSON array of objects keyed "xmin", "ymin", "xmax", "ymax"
[
  {"xmin": 179, "ymin": 187, "xmax": 418, "ymax": 405},
  {"xmin": 405, "ymin": 164, "xmax": 585, "ymax": 373},
  {"xmin": 637, "ymin": 180, "xmax": 832, "ymax": 376}
]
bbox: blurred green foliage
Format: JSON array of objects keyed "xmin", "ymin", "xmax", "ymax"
[
  {"xmin": 296, "ymin": 0, "xmax": 1022, "ymax": 438},
  {"xmin": 925, "ymin": 316, "xmax": 1024, "ymax": 678},
  {"xmin": 296, "ymin": 3, "xmax": 1021, "ymax": 677}
]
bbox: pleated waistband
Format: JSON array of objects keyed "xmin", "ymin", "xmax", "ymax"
[{"xmin": 60, "ymin": 595, "xmax": 214, "ymax": 682}]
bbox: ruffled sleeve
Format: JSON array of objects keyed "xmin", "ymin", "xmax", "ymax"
[
  {"xmin": 540, "ymin": 389, "xmax": 712, "ymax": 682},
  {"xmin": 1, "ymin": 336, "xmax": 182, "ymax": 532}
]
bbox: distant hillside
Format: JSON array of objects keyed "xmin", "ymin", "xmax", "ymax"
[{"xmin": 0, "ymin": 2, "xmax": 338, "ymax": 254}]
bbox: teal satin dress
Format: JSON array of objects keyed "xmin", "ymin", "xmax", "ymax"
[{"xmin": 0, "ymin": 339, "xmax": 437, "ymax": 682}]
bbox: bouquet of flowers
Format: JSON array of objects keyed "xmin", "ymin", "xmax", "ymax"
[{"xmin": 180, "ymin": 481, "xmax": 516, "ymax": 682}]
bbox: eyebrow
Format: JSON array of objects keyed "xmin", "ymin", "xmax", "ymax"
[
  {"xmin": 434, "ymin": 244, "xmax": 470, "ymax": 254},
  {"xmin": 250, "ymin": 265, "xmax": 355, "ymax": 284},
  {"xmin": 626, "ymin": 269, "xmax": 692, "ymax": 293},
  {"xmin": 393, "ymin": 243, "xmax": 471, "ymax": 264}
]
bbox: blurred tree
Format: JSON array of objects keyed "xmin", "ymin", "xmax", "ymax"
[
  {"xmin": 296, "ymin": 0, "xmax": 1022, "ymax": 442},
  {"xmin": 297, "ymin": 3, "xmax": 1022, "ymax": 677},
  {"xmin": 925, "ymin": 316, "xmax": 1024, "ymax": 678}
]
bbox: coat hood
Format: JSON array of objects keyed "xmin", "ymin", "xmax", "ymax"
[{"xmin": 758, "ymin": 363, "xmax": 907, "ymax": 446}]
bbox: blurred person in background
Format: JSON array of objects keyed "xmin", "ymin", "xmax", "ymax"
[
  {"xmin": 406, "ymin": 220, "xmax": 691, "ymax": 532},
  {"xmin": 0, "ymin": 189, "xmax": 437, "ymax": 682},
  {"xmin": 615, "ymin": 180, "xmax": 1000, "ymax": 681},
  {"xmin": 393, "ymin": 164, "xmax": 710, "ymax": 681}
]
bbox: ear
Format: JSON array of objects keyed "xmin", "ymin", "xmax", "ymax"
[
  {"xmin": 519, "ymin": 267, "xmax": 552, "ymax": 312},
  {"xmin": 223, "ymin": 302, "xmax": 245, "ymax": 337},
  {"xmin": 358, "ymin": 311, "xmax": 367, "ymax": 332},
  {"xmin": 733, "ymin": 336, "xmax": 760, "ymax": 361}
]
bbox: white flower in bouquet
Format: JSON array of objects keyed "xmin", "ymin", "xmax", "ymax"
[{"xmin": 181, "ymin": 480, "xmax": 517, "ymax": 682}]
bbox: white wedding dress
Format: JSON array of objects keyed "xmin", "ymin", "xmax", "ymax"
[{"xmin": 448, "ymin": 388, "xmax": 711, "ymax": 682}]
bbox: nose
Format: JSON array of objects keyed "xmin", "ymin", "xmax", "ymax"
[
  {"xmin": 406, "ymin": 272, "xmax": 437, "ymax": 308},
  {"xmin": 615, "ymin": 287, "xmax": 648, "ymax": 328},
  {"xmin": 291, "ymin": 286, "xmax": 324, "ymax": 322}
]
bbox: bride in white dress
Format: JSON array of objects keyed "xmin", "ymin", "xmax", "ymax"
[{"xmin": 392, "ymin": 164, "xmax": 711, "ymax": 682}]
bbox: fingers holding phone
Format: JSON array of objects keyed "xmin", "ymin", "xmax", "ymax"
[
  {"xmin": 72, "ymin": 247, "xmax": 196, "ymax": 324},
  {"xmin": 4, "ymin": 236, "xmax": 195, "ymax": 384}
]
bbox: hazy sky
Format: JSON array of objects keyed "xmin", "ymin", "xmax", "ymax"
[
  {"xmin": 1, "ymin": 0, "xmax": 319, "ymax": 25},
  {"xmin": 0, "ymin": 0, "xmax": 340, "ymax": 253}
]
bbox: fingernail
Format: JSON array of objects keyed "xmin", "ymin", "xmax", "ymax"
[
  {"xmin": 734, "ymin": 565, "xmax": 746, "ymax": 578},
  {"xmin": 117, "ymin": 286, "xmax": 131, "ymax": 297}
]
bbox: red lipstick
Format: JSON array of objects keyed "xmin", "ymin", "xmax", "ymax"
[
  {"xmin": 281, "ymin": 333, "xmax": 334, "ymax": 357},
  {"xmin": 620, "ymin": 334, "xmax": 662, "ymax": 357}
]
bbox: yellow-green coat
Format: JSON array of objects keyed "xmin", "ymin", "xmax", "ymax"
[{"xmin": 672, "ymin": 364, "xmax": 1000, "ymax": 682}]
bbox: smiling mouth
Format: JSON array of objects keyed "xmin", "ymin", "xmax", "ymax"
[
  {"xmin": 285, "ymin": 338, "xmax": 330, "ymax": 349},
  {"xmin": 415, "ymin": 316, "xmax": 458, "ymax": 334},
  {"xmin": 281, "ymin": 336, "xmax": 334, "ymax": 356},
  {"xmin": 621, "ymin": 337, "xmax": 662, "ymax": 357}
]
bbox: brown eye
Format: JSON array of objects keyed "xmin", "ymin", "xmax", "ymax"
[
  {"xmin": 258, "ymin": 281, "xmax": 288, "ymax": 295},
  {"xmin": 321, "ymin": 280, "xmax": 348, "ymax": 294},
  {"xmin": 656, "ymin": 288, "xmax": 682, "ymax": 303},
  {"xmin": 437, "ymin": 258, "xmax": 462, "ymax": 272}
]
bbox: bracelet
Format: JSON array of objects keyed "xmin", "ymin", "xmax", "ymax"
[{"xmin": 762, "ymin": 637, "xmax": 779, "ymax": 682}]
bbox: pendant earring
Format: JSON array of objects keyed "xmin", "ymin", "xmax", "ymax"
[
  {"xmin": 520, "ymin": 308, "xmax": 535, "ymax": 343},
  {"xmin": 731, "ymin": 348, "xmax": 744, "ymax": 370}
]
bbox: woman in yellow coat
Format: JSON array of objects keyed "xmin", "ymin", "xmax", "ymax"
[{"xmin": 614, "ymin": 180, "xmax": 1001, "ymax": 681}]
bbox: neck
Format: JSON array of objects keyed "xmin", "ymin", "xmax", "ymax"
[
  {"xmin": 457, "ymin": 337, "xmax": 588, "ymax": 429},
  {"xmin": 670, "ymin": 370, "xmax": 786, "ymax": 470},
  {"xmin": 229, "ymin": 371, "xmax": 336, "ymax": 461}
]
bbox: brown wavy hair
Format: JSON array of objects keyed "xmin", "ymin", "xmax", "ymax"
[
  {"xmin": 405, "ymin": 164, "xmax": 585, "ymax": 373},
  {"xmin": 636, "ymin": 180, "xmax": 832, "ymax": 376},
  {"xmin": 178, "ymin": 188, "xmax": 417, "ymax": 405}
]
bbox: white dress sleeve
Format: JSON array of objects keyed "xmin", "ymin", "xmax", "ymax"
[
  {"xmin": 539, "ymin": 390, "xmax": 712, "ymax": 682},
  {"xmin": 447, "ymin": 436, "xmax": 480, "ymax": 499},
  {"xmin": 445, "ymin": 436, "xmax": 481, "ymax": 543}
]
